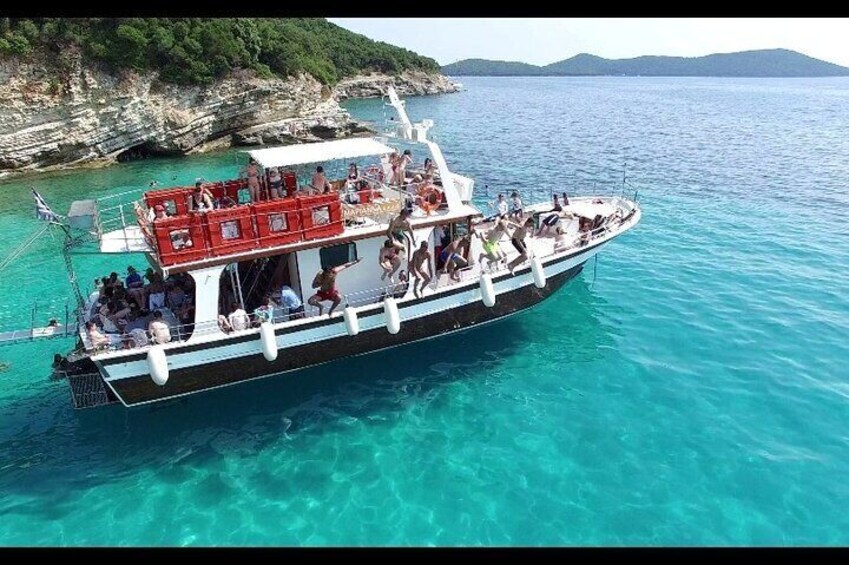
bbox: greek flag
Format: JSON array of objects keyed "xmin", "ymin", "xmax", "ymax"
[{"xmin": 32, "ymin": 188, "xmax": 61, "ymax": 223}]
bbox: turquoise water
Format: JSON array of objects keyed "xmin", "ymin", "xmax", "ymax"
[{"xmin": 1, "ymin": 76, "xmax": 848, "ymax": 546}]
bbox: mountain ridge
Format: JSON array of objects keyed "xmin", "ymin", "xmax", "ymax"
[{"xmin": 443, "ymin": 49, "xmax": 849, "ymax": 77}]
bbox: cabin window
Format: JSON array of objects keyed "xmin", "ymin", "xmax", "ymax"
[
  {"xmin": 320, "ymin": 242, "xmax": 357, "ymax": 270},
  {"xmin": 313, "ymin": 205, "xmax": 331, "ymax": 226},
  {"xmin": 170, "ymin": 229, "xmax": 194, "ymax": 250},
  {"xmin": 220, "ymin": 220, "xmax": 241, "ymax": 240},
  {"xmin": 268, "ymin": 213, "xmax": 288, "ymax": 233}
]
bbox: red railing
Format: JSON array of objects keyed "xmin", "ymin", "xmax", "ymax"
[{"xmin": 145, "ymin": 179, "xmax": 346, "ymax": 266}]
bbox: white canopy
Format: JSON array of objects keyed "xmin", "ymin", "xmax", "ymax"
[{"xmin": 246, "ymin": 138, "xmax": 395, "ymax": 169}]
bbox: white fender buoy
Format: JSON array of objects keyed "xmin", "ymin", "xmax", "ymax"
[
  {"xmin": 531, "ymin": 257, "xmax": 546, "ymax": 289},
  {"xmin": 259, "ymin": 321, "xmax": 278, "ymax": 361},
  {"xmin": 480, "ymin": 273, "xmax": 496, "ymax": 307},
  {"xmin": 147, "ymin": 344, "xmax": 169, "ymax": 386},
  {"xmin": 343, "ymin": 306, "xmax": 360, "ymax": 336},
  {"xmin": 384, "ymin": 296, "xmax": 401, "ymax": 335}
]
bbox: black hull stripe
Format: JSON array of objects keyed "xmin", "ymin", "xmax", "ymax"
[
  {"xmin": 100, "ymin": 243, "xmax": 601, "ymax": 363},
  {"xmin": 109, "ymin": 263, "xmax": 584, "ymax": 406}
]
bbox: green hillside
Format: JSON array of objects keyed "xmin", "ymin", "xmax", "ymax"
[{"xmin": 0, "ymin": 18, "xmax": 440, "ymax": 85}]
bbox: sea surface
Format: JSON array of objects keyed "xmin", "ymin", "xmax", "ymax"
[{"xmin": 0, "ymin": 76, "xmax": 848, "ymax": 546}]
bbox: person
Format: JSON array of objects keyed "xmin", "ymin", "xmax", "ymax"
[
  {"xmin": 561, "ymin": 192, "xmax": 570, "ymax": 206},
  {"xmin": 228, "ymin": 302, "xmax": 250, "ymax": 331},
  {"xmin": 423, "ymin": 157, "xmax": 436, "ymax": 179},
  {"xmin": 346, "ymin": 163, "xmax": 361, "ymax": 189},
  {"xmin": 536, "ymin": 194, "xmax": 563, "ymax": 238},
  {"xmin": 152, "ymin": 204, "xmax": 169, "ymax": 221},
  {"xmin": 253, "ymin": 297, "xmax": 276, "ymax": 325},
  {"xmin": 86, "ymin": 321, "xmax": 111, "ymax": 350},
  {"xmin": 553, "ymin": 225, "xmax": 569, "ymax": 252},
  {"xmin": 148, "ymin": 310, "xmax": 172, "ymax": 344},
  {"xmin": 147, "ymin": 272, "xmax": 166, "ymax": 311},
  {"xmin": 409, "ymin": 240, "xmax": 433, "ymax": 298},
  {"xmin": 126, "ymin": 266, "xmax": 146, "ymax": 307},
  {"xmin": 129, "ymin": 327, "xmax": 150, "ymax": 348},
  {"xmin": 308, "ymin": 258, "xmax": 362, "ymax": 316},
  {"xmin": 387, "ymin": 209, "xmax": 414, "ymax": 248},
  {"xmin": 218, "ymin": 314, "xmax": 233, "ymax": 333},
  {"xmin": 276, "ymin": 284, "xmax": 305, "ymax": 320},
  {"xmin": 478, "ymin": 217, "xmax": 509, "ymax": 271},
  {"xmin": 243, "ymin": 158, "xmax": 262, "ymax": 202},
  {"xmin": 310, "ymin": 165, "xmax": 332, "ymax": 194},
  {"xmin": 579, "ymin": 216, "xmax": 592, "ymax": 246},
  {"xmin": 166, "ymin": 282, "xmax": 187, "ymax": 311},
  {"xmin": 188, "ymin": 182, "xmax": 214, "ymax": 212},
  {"xmin": 397, "ymin": 149, "xmax": 412, "ymax": 185},
  {"xmin": 439, "ymin": 236, "xmax": 469, "ymax": 282},
  {"xmin": 379, "ymin": 239, "xmax": 403, "ymax": 282},
  {"xmin": 508, "ymin": 191, "xmax": 524, "ymax": 219},
  {"xmin": 485, "ymin": 193, "xmax": 509, "ymax": 222},
  {"xmin": 216, "ymin": 193, "xmax": 237, "ymax": 209},
  {"xmin": 268, "ymin": 167, "xmax": 283, "ymax": 200},
  {"xmin": 389, "ymin": 151, "xmax": 400, "ymax": 185},
  {"xmin": 507, "ymin": 217, "xmax": 534, "ymax": 274}
]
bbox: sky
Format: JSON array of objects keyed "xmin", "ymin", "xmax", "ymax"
[{"xmin": 328, "ymin": 18, "xmax": 849, "ymax": 68}]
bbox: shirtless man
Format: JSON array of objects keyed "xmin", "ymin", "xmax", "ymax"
[
  {"xmin": 386, "ymin": 209, "xmax": 414, "ymax": 251},
  {"xmin": 408, "ymin": 240, "xmax": 433, "ymax": 297},
  {"xmin": 310, "ymin": 166, "xmax": 332, "ymax": 194},
  {"xmin": 308, "ymin": 258, "xmax": 362, "ymax": 316},
  {"xmin": 478, "ymin": 217, "xmax": 509, "ymax": 271},
  {"xmin": 379, "ymin": 239, "xmax": 403, "ymax": 282},
  {"xmin": 439, "ymin": 236, "xmax": 469, "ymax": 282},
  {"xmin": 507, "ymin": 217, "xmax": 535, "ymax": 274}
]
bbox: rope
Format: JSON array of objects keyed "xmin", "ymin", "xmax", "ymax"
[{"xmin": 0, "ymin": 224, "xmax": 51, "ymax": 274}]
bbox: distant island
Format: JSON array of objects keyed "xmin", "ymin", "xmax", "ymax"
[{"xmin": 443, "ymin": 49, "xmax": 849, "ymax": 77}]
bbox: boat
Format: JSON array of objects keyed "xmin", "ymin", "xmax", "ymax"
[{"xmin": 48, "ymin": 87, "xmax": 641, "ymax": 409}]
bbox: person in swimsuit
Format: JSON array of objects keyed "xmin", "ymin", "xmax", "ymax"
[
  {"xmin": 389, "ymin": 151, "xmax": 400, "ymax": 185},
  {"xmin": 307, "ymin": 258, "xmax": 362, "ymax": 316},
  {"xmin": 346, "ymin": 163, "xmax": 361, "ymax": 188},
  {"xmin": 409, "ymin": 240, "xmax": 433, "ymax": 298},
  {"xmin": 386, "ymin": 209, "xmax": 414, "ymax": 250},
  {"xmin": 509, "ymin": 191, "xmax": 524, "ymax": 219},
  {"xmin": 439, "ymin": 236, "xmax": 469, "ymax": 282},
  {"xmin": 507, "ymin": 217, "xmax": 534, "ymax": 274},
  {"xmin": 536, "ymin": 194, "xmax": 563, "ymax": 238},
  {"xmin": 379, "ymin": 239, "xmax": 403, "ymax": 282},
  {"xmin": 397, "ymin": 149, "xmax": 412, "ymax": 186},
  {"xmin": 478, "ymin": 217, "xmax": 509, "ymax": 271},
  {"xmin": 243, "ymin": 159, "xmax": 261, "ymax": 202},
  {"xmin": 423, "ymin": 157, "xmax": 436, "ymax": 179},
  {"xmin": 188, "ymin": 182, "xmax": 214, "ymax": 212},
  {"xmin": 268, "ymin": 167, "xmax": 283, "ymax": 200}
]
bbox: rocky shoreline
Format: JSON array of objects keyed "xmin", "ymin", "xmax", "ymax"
[{"xmin": 0, "ymin": 59, "xmax": 458, "ymax": 178}]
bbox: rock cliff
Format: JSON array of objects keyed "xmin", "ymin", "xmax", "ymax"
[{"xmin": 0, "ymin": 59, "xmax": 457, "ymax": 177}]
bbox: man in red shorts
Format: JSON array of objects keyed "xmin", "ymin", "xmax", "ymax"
[{"xmin": 307, "ymin": 257, "xmax": 362, "ymax": 316}]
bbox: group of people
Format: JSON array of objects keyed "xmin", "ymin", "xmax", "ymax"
[
  {"xmin": 217, "ymin": 276, "xmax": 307, "ymax": 333},
  {"xmin": 85, "ymin": 266, "xmax": 195, "ymax": 351}
]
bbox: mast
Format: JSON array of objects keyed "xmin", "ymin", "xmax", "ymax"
[{"xmin": 384, "ymin": 86, "xmax": 433, "ymax": 142}]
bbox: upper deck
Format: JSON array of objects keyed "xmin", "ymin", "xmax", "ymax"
[{"xmin": 92, "ymin": 137, "xmax": 477, "ymax": 275}]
